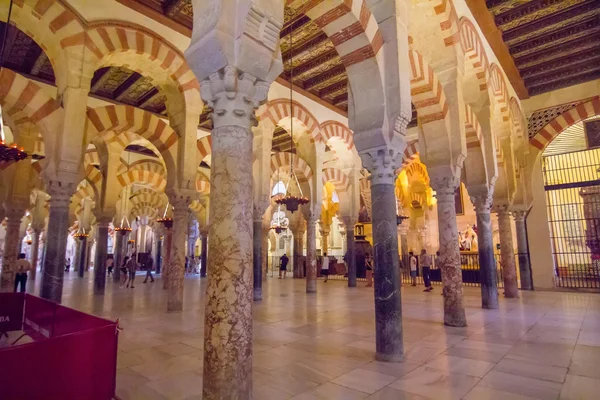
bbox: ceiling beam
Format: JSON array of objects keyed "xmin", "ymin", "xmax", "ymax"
[
  {"xmin": 282, "ymin": 32, "xmax": 330, "ymax": 63},
  {"xmin": 520, "ymin": 49, "xmax": 600, "ymax": 79},
  {"xmin": 303, "ymin": 65, "xmax": 346, "ymax": 91},
  {"xmin": 289, "ymin": 48, "xmax": 339, "ymax": 78},
  {"xmin": 514, "ymin": 35, "xmax": 600, "ymax": 68},
  {"xmin": 137, "ymin": 87, "xmax": 160, "ymax": 108},
  {"xmin": 529, "ymin": 69, "xmax": 600, "ymax": 96},
  {"xmin": 114, "ymin": 73, "xmax": 143, "ymax": 101},
  {"xmin": 319, "ymin": 80, "xmax": 347, "ymax": 98},
  {"xmin": 90, "ymin": 68, "xmax": 113, "ymax": 92}
]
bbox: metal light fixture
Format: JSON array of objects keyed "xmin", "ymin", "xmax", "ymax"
[
  {"xmin": 270, "ymin": 204, "xmax": 289, "ymax": 234},
  {"xmin": 157, "ymin": 202, "xmax": 173, "ymax": 229}
]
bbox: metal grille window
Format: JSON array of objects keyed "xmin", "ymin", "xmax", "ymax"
[{"xmin": 542, "ymin": 148, "xmax": 600, "ymax": 289}]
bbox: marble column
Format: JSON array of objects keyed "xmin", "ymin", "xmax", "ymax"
[
  {"xmin": 253, "ymin": 215, "xmax": 264, "ymax": 301},
  {"xmin": 291, "ymin": 221, "xmax": 306, "ymax": 279},
  {"xmin": 162, "ymin": 226, "xmax": 173, "ymax": 289},
  {"xmin": 73, "ymin": 239, "xmax": 82, "ymax": 273},
  {"xmin": 513, "ymin": 211, "xmax": 533, "ymax": 290},
  {"xmin": 0, "ymin": 213, "xmax": 24, "ymax": 292},
  {"xmin": 167, "ymin": 201, "xmax": 189, "ymax": 312},
  {"xmin": 154, "ymin": 230, "xmax": 163, "ymax": 275},
  {"xmin": 199, "ymin": 228, "xmax": 208, "ymax": 278},
  {"xmin": 113, "ymin": 231, "xmax": 126, "ymax": 282},
  {"xmin": 41, "ymin": 187, "xmax": 72, "ymax": 303},
  {"xmin": 200, "ymin": 68, "xmax": 261, "ymax": 399},
  {"xmin": 262, "ymin": 226, "xmax": 270, "ymax": 280},
  {"xmin": 341, "ymin": 217, "xmax": 357, "ymax": 287},
  {"xmin": 471, "ymin": 194, "xmax": 498, "ymax": 309},
  {"xmin": 319, "ymin": 224, "xmax": 330, "ymax": 254},
  {"xmin": 398, "ymin": 224, "xmax": 409, "ymax": 257},
  {"xmin": 78, "ymin": 236, "xmax": 88, "ymax": 278},
  {"xmin": 187, "ymin": 216, "xmax": 198, "ymax": 257},
  {"xmin": 30, "ymin": 229, "xmax": 42, "ymax": 279},
  {"xmin": 93, "ymin": 220, "xmax": 110, "ymax": 295},
  {"xmin": 431, "ymin": 175, "xmax": 467, "ymax": 327},
  {"xmin": 361, "ymin": 151, "xmax": 404, "ymax": 362},
  {"xmin": 305, "ymin": 212, "xmax": 318, "ymax": 293},
  {"xmin": 497, "ymin": 208, "xmax": 519, "ymax": 298}
]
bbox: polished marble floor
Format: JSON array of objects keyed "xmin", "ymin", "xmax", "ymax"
[{"xmin": 25, "ymin": 272, "xmax": 600, "ymax": 399}]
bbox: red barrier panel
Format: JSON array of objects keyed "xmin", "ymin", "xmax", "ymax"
[
  {"xmin": 0, "ymin": 293, "xmax": 24, "ymax": 333},
  {"xmin": 0, "ymin": 294, "xmax": 118, "ymax": 400}
]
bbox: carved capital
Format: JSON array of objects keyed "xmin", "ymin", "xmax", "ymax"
[
  {"xmin": 200, "ymin": 66, "xmax": 270, "ymax": 129},
  {"xmin": 512, "ymin": 210, "xmax": 526, "ymax": 222},
  {"xmin": 339, "ymin": 216, "xmax": 357, "ymax": 232},
  {"xmin": 46, "ymin": 180, "xmax": 75, "ymax": 210},
  {"xmin": 470, "ymin": 192, "xmax": 494, "ymax": 214},
  {"xmin": 430, "ymin": 173, "xmax": 460, "ymax": 200},
  {"xmin": 492, "ymin": 203, "xmax": 511, "ymax": 216},
  {"xmin": 359, "ymin": 147, "xmax": 402, "ymax": 186}
]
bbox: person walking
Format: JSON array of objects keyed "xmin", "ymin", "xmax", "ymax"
[
  {"xmin": 126, "ymin": 254, "xmax": 137, "ymax": 288},
  {"xmin": 365, "ymin": 252, "xmax": 373, "ymax": 287},
  {"xmin": 420, "ymin": 249, "xmax": 433, "ymax": 292},
  {"xmin": 409, "ymin": 251, "xmax": 418, "ymax": 286},
  {"xmin": 65, "ymin": 258, "xmax": 71, "ymax": 272},
  {"xmin": 106, "ymin": 256, "xmax": 114, "ymax": 276},
  {"xmin": 143, "ymin": 256, "xmax": 155, "ymax": 283},
  {"xmin": 321, "ymin": 252, "xmax": 330, "ymax": 283},
  {"xmin": 119, "ymin": 256, "xmax": 129, "ymax": 288},
  {"xmin": 279, "ymin": 253, "xmax": 289, "ymax": 279},
  {"xmin": 14, "ymin": 253, "xmax": 31, "ymax": 293}
]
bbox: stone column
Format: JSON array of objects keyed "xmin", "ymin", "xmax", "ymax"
[
  {"xmin": 162, "ymin": 226, "xmax": 173, "ymax": 289},
  {"xmin": 471, "ymin": 193, "xmax": 498, "ymax": 309},
  {"xmin": 30, "ymin": 229, "xmax": 42, "ymax": 279},
  {"xmin": 319, "ymin": 223, "xmax": 330, "ymax": 254},
  {"xmin": 93, "ymin": 219, "xmax": 111, "ymax": 295},
  {"xmin": 341, "ymin": 216, "xmax": 357, "ymax": 287},
  {"xmin": 291, "ymin": 219, "xmax": 306, "ymax": 279},
  {"xmin": 113, "ymin": 231, "xmax": 126, "ymax": 282},
  {"xmin": 0, "ymin": 212, "xmax": 24, "ymax": 292},
  {"xmin": 78, "ymin": 236, "xmax": 88, "ymax": 278},
  {"xmin": 513, "ymin": 211, "xmax": 533, "ymax": 290},
  {"xmin": 41, "ymin": 185, "xmax": 73, "ymax": 303},
  {"xmin": 167, "ymin": 199, "xmax": 190, "ymax": 312},
  {"xmin": 305, "ymin": 212, "xmax": 318, "ymax": 293},
  {"xmin": 496, "ymin": 208, "xmax": 519, "ymax": 298},
  {"xmin": 398, "ymin": 224, "xmax": 409, "ymax": 257},
  {"xmin": 199, "ymin": 228, "xmax": 208, "ymax": 278},
  {"xmin": 430, "ymin": 174, "xmax": 467, "ymax": 327},
  {"xmin": 360, "ymin": 148, "xmax": 404, "ymax": 361},
  {"xmin": 200, "ymin": 67, "xmax": 267, "ymax": 399},
  {"xmin": 253, "ymin": 204, "xmax": 268, "ymax": 301},
  {"xmin": 187, "ymin": 216, "xmax": 198, "ymax": 257},
  {"xmin": 262, "ymin": 225, "xmax": 270, "ymax": 280}
]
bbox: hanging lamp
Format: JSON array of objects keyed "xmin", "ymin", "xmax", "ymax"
[
  {"xmin": 0, "ymin": 0, "xmax": 27, "ymax": 163},
  {"xmin": 274, "ymin": 26, "xmax": 309, "ymax": 214},
  {"xmin": 157, "ymin": 202, "xmax": 173, "ymax": 229}
]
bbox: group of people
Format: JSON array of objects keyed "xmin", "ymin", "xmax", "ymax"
[
  {"xmin": 185, "ymin": 256, "xmax": 200, "ymax": 275},
  {"xmin": 113, "ymin": 254, "xmax": 155, "ymax": 288},
  {"xmin": 408, "ymin": 249, "xmax": 435, "ymax": 292}
]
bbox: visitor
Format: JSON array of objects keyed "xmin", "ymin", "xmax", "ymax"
[
  {"xmin": 421, "ymin": 249, "xmax": 433, "ymax": 292},
  {"xmin": 120, "ymin": 256, "xmax": 129, "ymax": 288},
  {"xmin": 185, "ymin": 256, "xmax": 189, "ymax": 274},
  {"xmin": 365, "ymin": 252, "xmax": 373, "ymax": 287},
  {"xmin": 409, "ymin": 251, "xmax": 418, "ymax": 286},
  {"xmin": 126, "ymin": 254, "xmax": 137, "ymax": 288},
  {"xmin": 106, "ymin": 255, "xmax": 114, "ymax": 276},
  {"xmin": 190, "ymin": 255, "xmax": 198, "ymax": 274},
  {"xmin": 14, "ymin": 253, "xmax": 31, "ymax": 293},
  {"xmin": 65, "ymin": 257, "xmax": 71, "ymax": 272},
  {"xmin": 143, "ymin": 255, "xmax": 155, "ymax": 283},
  {"xmin": 279, "ymin": 253, "xmax": 289, "ymax": 279},
  {"xmin": 321, "ymin": 252, "xmax": 330, "ymax": 283}
]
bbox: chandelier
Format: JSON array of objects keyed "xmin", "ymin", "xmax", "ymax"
[
  {"xmin": 0, "ymin": 1, "xmax": 28, "ymax": 164},
  {"xmin": 270, "ymin": 205, "xmax": 289, "ymax": 234},
  {"xmin": 157, "ymin": 202, "xmax": 173, "ymax": 229},
  {"xmin": 274, "ymin": 27, "xmax": 309, "ymax": 214},
  {"xmin": 73, "ymin": 226, "xmax": 89, "ymax": 240}
]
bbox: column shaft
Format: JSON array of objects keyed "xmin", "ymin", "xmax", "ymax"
[
  {"xmin": 0, "ymin": 216, "xmax": 23, "ymax": 292},
  {"xmin": 346, "ymin": 227, "xmax": 356, "ymax": 287},
  {"xmin": 113, "ymin": 232, "xmax": 125, "ymax": 282},
  {"xmin": 167, "ymin": 206, "xmax": 188, "ymax": 312},
  {"xmin": 155, "ymin": 236, "xmax": 163, "ymax": 275},
  {"xmin": 253, "ymin": 219, "xmax": 263, "ymax": 301},
  {"xmin": 200, "ymin": 234, "xmax": 208, "ymax": 277},
  {"xmin": 306, "ymin": 217, "xmax": 317, "ymax": 293},
  {"xmin": 78, "ymin": 237, "xmax": 88, "ymax": 278},
  {"xmin": 162, "ymin": 229, "xmax": 172, "ymax": 289},
  {"xmin": 30, "ymin": 230, "xmax": 41, "ymax": 279},
  {"xmin": 371, "ymin": 181, "xmax": 403, "ymax": 361},
  {"xmin": 434, "ymin": 184, "xmax": 467, "ymax": 327},
  {"xmin": 498, "ymin": 211, "xmax": 518, "ymax": 297},
  {"xmin": 514, "ymin": 213, "xmax": 533, "ymax": 290},
  {"xmin": 203, "ymin": 123, "xmax": 253, "ymax": 399},
  {"xmin": 41, "ymin": 194, "xmax": 71, "ymax": 303},
  {"xmin": 94, "ymin": 222, "xmax": 110, "ymax": 295},
  {"xmin": 476, "ymin": 210, "xmax": 498, "ymax": 309},
  {"xmin": 261, "ymin": 229, "xmax": 269, "ymax": 280}
]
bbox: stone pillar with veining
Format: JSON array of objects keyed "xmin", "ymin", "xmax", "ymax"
[
  {"xmin": 496, "ymin": 207, "xmax": 519, "ymax": 297},
  {"xmin": 290, "ymin": 217, "xmax": 306, "ymax": 279},
  {"xmin": 262, "ymin": 225, "xmax": 270, "ymax": 280},
  {"xmin": 162, "ymin": 226, "xmax": 173, "ymax": 289},
  {"xmin": 513, "ymin": 210, "xmax": 533, "ymax": 290},
  {"xmin": 360, "ymin": 147, "xmax": 404, "ymax": 361},
  {"xmin": 93, "ymin": 219, "xmax": 111, "ymax": 295},
  {"xmin": 199, "ymin": 227, "xmax": 208, "ymax": 278},
  {"xmin": 113, "ymin": 230, "xmax": 126, "ymax": 282},
  {"xmin": 341, "ymin": 216, "xmax": 357, "ymax": 287},
  {"xmin": 398, "ymin": 224, "xmax": 409, "ymax": 257},
  {"xmin": 304, "ymin": 211, "xmax": 318, "ymax": 293},
  {"xmin": 253, "ymin": 202, "xmax": 269, "ymax": 300},
  {"xmin": 0, "ymin": 211, "xmax": 24, "ymax": 292},
  {"xmin": 78, "ymin": 236, "xmax": 88, "ymax": 278},
  {"xmin": 41, "ymin": 185, "xmax": 73, "ymax": 303},
  {"xmin": 30, "ymin": 229, "xmax": 42, "ymax": 279},
  {"xmin": 319, "ymin": 223, "xmax": 330, "ymax": 255},
  {"xmin": 430, "ymin": 174, "xmax": 467, "ymax": 327},
  {"xmin": 167, "ymin": 199, "xmax": 191, "ymax": 312},
  {"xmin": 471, "ymin": 193, "xmax": 498, "ymax": 309}
]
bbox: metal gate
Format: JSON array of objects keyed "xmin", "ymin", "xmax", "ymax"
[{"xmin": 543, "ymin": 148, "xmax": 600, "ymax": 289}]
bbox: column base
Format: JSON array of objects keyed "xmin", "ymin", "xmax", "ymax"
[
  {"xmin": 306, "ymin": 288, "xmax": 316, "ymax": 294},
  {"xmin": 375, "ymin": 352, "xmax": 404, "ymax": 362},
  {"xmin": 253, "ymin": 288, "xmax": 262, "ymax": 301},
  {"xmin": 443, "ymin": 317, "xmax": 467, "ymax": 327}
]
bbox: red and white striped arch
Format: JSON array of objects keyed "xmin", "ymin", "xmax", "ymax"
[
  {"xmin": 196, "ymin": 136, "xmax": 212, "ymax": 160},
  {"xmin": 530, "ymin": 97, "xmax": 600, "ymax": 151},
  {"xmin": 258, "ymin": 99, "xmax": 323, "ymax": 144},
  {"xmin": 458, "ymin": 17, "xmax": 489, "ymax": 92},
  {"xmin": 86, "ymin": 105, "xmax": 177, "ymax": 153},
  {"xmin": 465, "ymin": 104, "xmax": 483, "ymax": 149},
  {"xmin": 509, "ymin": 97, "xmax": 525, "ymax": 138},
  {"xmin": 117, "ymin": 164, "xmax": 166, "ymax": 191},
  {"xmin": 270, "ymin": 152, "xmax": 313, "ymax": 183},
  {"xmin": 488, "ymin": 64, "xmax": 509, "ymax": 121},
  {"xmin": 117, "ymin": 159, "xmax": 165, "ymax": 176},
  {"xmin": 322, "ymin": 167, "xmax": 349, "ymax": 193},
  {"xmin": 320, "ymin": 121, "xmax": 354, "ymax": 151},
  {"xmin": 408, "ymin": 50, "xmax": 448, "ymax": 125}
]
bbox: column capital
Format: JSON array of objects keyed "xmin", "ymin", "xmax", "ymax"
[
  {"xmin": 200, "ymin": 66, "xmax": 270, "ymax": 129},
  {"xmin": 429, "ymin": 172, "xmax": 460, "ymax": 197},
  {"xmin": 492, "ymin": 203, "xmax": 511, "ymax": 216},
  {"xmin": 339, "ymin": 216, "xmax": 357, "ymax": 231},
  {"xmin": 512, "ymin": 210, "xmax": 526, "ymax": 222},
  {"xmin": 253, "ymin": 198, "xmax": 270, "ymax": 222},
  {"xmin": 470, "ymin": 191, "xmax": 494, "ymax": 214},
  {"xmin": 359, "ymin": 147, "xmax": 402, "ymax": 186},
  {"xmin": 46, "ymin": 180, "xmax": 76, "ymax": 208}
]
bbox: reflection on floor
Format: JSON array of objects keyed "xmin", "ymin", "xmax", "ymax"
[{"xmin": 24, "ymin": 272, "xmax": 600, "ymax": 399}]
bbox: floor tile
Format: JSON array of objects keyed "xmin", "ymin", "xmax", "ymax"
[
  {"xmin": 462, "ymin": 385, "xmax": 539, "ymax": 400},
  {"xmin": 145, "ymin": 370, "xmax": 203, "ymax": 400},
  {"xmin": 424, "ymin": 354, "xmax": 494, "ymax": 378},
  {"xmin": 389, "ymin": 366, "xmax": 480, "ymax": 400},
  {"xmin": 332, "ymin": 368, "xmax": 397, "ymax": 394},
  {"xmin": 366, "ymin": 387, "xmax": 429, "ymax": 399},
  {"xmin": 493, "ymin": 358, "xmax": 567, "ymax": 383},
  {"xmin": 292, "ymin": 382, "xmax": 368, "ymax": 400},
  {"xmin": 559, "ymin": 374, "xmax": 600, "ymax": 400},
  {"xmin": 479, "ymin": 370, "xmax": 562, "ymax": 399}
]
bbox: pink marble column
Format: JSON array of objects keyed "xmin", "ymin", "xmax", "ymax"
[
  {"xmin": 341, "ymin": 216, "xmax": 357, "ymax": 287},
  {"xmin": 30, "ymin": 229, "xmax": 41, "ymax": 279},
  {"xmin": 261, "ymin": 225, "xmax": 270, "ymax": 281},
  {"xmin": 199, "ymin": 227, "xmax": 208, "ymax": 278},
  {"xmin": 167, "ymin": 200, "xmax": 190, "ymax": 312},
  {"xmin": 431, "ymin": 174, "xmax": 467, "ymax": 327},
  {"xmin": 162, "ymin": 226, "xmax": 172, "ymax": 290},
  {"xmin": 0, "ymin": 212, "xmax": 24, "ymax": 292},
  {"xmin": 304, "ymin": 211, "xmax": 318, "ymax": 293},
  {"xmin": 497, "ymin": 208, "xmax": 519, "ymax": 298}
]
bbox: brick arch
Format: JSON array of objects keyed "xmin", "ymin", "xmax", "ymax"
[
  {"xmin": 129, "ymin": 192, "xmax": 165, "ymax": 211},
  {"xmin": 394, "ymin": 140, "xmax": 419, "ymax": 174},
  {"xmin": 320, "ymin": 121, "xmax": 354, "ymax": 151},
  {"xmin": 465, "ymin": 105, "xmax": 483, "ymax": 149},
  {"xmin": 270, "ymin": 152, "xmax": 313, "ymax": 183},
  {"xmin": 196, "ymin": 135, "xmax": 212, "ymax": 160},
  {"xmin": 509, "ymin": 97, "xmax": 525, "ymax": 138},
  {"xmin": 118, "ymin": 159, "xmax": 165, "ymax": 176},
  {"xmin": 458, "ymin": 17, "xmax": 489, "ymax": 92},
  {"xmin": 408, "ymin": 50, "xmax": 448, "ymax": 124},
  {"xmin": 530, "ymin": 97, "xmax": 600, "ymax": 151},
  {"xmin": 117, "ymin": 167, "xmax": 166, "ymax": 191},
  {"xmin": 488, "ymin": 64, "xmax": 509, "ymax": 117},
  {"xmin": 322, "ymin": 168, "xmax": 349, "ymax": 193},
  {"xmin": 258, "ymin": 99, "xmax": 323, "ymax": 143},
  {"xmin": 130, "ymin": 205, "xmax": 160, "ymax": 220}
]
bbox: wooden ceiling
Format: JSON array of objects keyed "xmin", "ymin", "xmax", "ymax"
[{"xmin": 486, "ymin": 0, "xmax": 600, "ymax": 96}]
